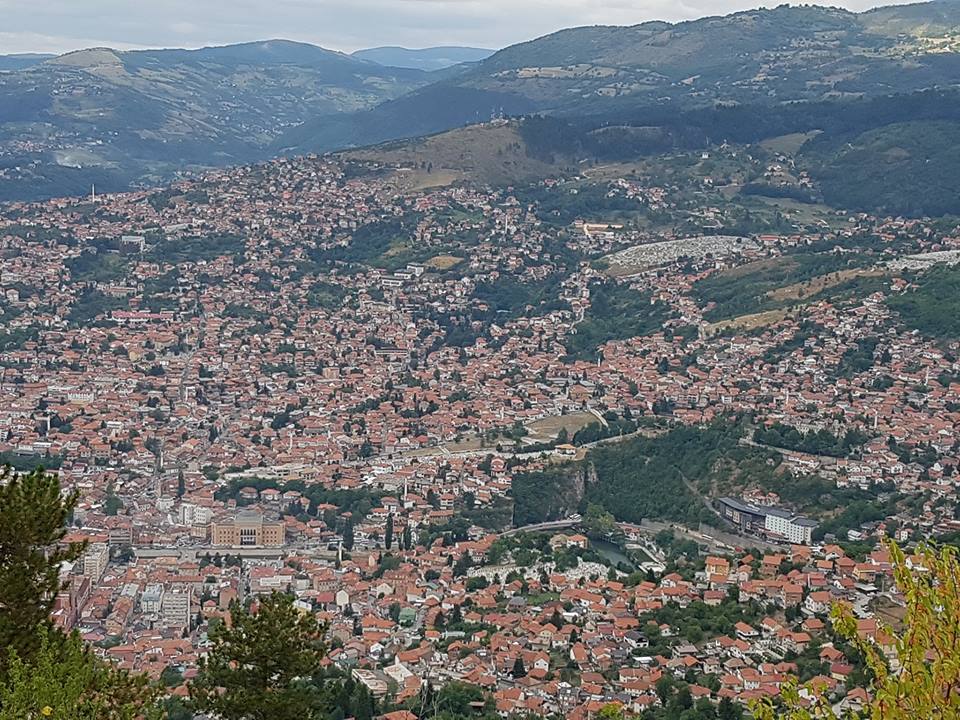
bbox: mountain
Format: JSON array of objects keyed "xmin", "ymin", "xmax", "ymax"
[
  {"xmin": 0, "ymin": 40, "xmax": 431, "ymax": 201},
  {"xmin": 282, "ymin": 1, "xmax": 960, "ymax": 154},
  {"xmin": 7, "ymin": 1, "xmax": 960, "ymax": 203},
  {"xmin": 352, "ymin": 46, "xmax": 495, "ymax": 71},
  {"xmin": 338, "ymin": 119, "xmax": 574, "ymax": 190},
  {"xmin": 0, "ymin": 53, "xmax": 54, "ymax": 71}
]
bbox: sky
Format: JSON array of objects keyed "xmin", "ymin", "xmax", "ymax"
[{"xmin": 0, "ymin": 0, "xmax": 919, "ymax": 56}]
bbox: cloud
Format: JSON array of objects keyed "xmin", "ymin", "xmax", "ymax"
[
  {"xmin": 0, "ymin": 0, "xmax": 920, "ymax": 55},
  {"xmin": 170, "ymin": 22, "xmax": 199, "ymax": 36}
]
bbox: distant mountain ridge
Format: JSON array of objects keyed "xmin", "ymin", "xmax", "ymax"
[
  {"xmin": 0, "ymin": 53, "xmax": 55, "ymax": 71},
  {"xmin": 5, "ymin": 1, "xmax": 960, "ymax": 202},
  {"xmin": 0, "ymin": 39, "xmax": 431, "ymax": 201},
  {"xmin": 282, "ymin": 1, "xmax": 960, "ymax": 154},
  {"xmin": 352, "ymin": 46, "xmax": 495, "ymax": 71}
]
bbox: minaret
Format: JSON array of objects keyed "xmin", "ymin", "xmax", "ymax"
[{"xmin": 90, "ymin": 184, "xmax": 96, "ymax": 203}]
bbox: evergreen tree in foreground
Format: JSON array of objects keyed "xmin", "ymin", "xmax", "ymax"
[
  {"xmin": 0, "ymin": 467, "xmax": 157, "ymax": 718},
  {"xmin": 0, "ymin": 466, "xmax": 86, "ymax": 664},
  {"xmin": 189, "ymin": 592, "xmax": 329, "ymax": 720},
  {"xmin": 0, "ymin": 628, "xmax": 158, "ymax": 720}
]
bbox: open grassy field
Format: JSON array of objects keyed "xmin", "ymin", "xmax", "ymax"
[
  {"xmin": 340, "ymin": 121, "xmax": 569, "ymax": 191},
  {"xmin": 767, "ymin": 268, "xmax": 884, "ymax": 302},
  {"xmin": 704, "ymin": 308, "xmax": 790, "ymax": 335},
  {"xmin": 759, "ymin": 131, "xmax": 821, "ymax": 155},
  {"xmin": 525, "ymin": 412, "xmax": 598, "ymax": 442},
  {"xmin": 425, "ymin": 254, "xmax": 464, "ymax": 270}
]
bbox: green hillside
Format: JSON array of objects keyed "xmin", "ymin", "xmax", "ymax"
[
  {"xmin": 283, "ymin": 1, "xmax": 960, "ymax": 155},
  {"xmin": 0, "ymin": 41, "xmax": 430, "ymax": 201}
]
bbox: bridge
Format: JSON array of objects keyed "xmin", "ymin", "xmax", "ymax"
[{"xmin": 499, "ymin": 519, "xmax": 580, "ymax": 537}]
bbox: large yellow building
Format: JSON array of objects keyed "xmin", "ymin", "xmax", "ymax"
[{"xmin": 211, "ymin": 510, "xmax": 284, "ymax": 547}]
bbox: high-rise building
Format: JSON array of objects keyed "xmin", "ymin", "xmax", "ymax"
[
  {"xmin": 81, "ymin": 542, "xmax": 109, "ymax": 581},
  {"xmin": 160, "ymin": 585, "xmax": 193, "ymax": 628}
]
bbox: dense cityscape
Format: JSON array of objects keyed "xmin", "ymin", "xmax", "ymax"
[{"xmin": 1, "ymin": 134, "xmax": 958, "ymax": 718}]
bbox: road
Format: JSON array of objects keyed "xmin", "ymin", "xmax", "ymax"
[{"xmin": 499, "ymin": 519, "xmax": 579, "ymax": 537}]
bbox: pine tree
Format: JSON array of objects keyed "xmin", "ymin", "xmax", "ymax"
[
  {"xmin": 0, "ymin": 467, "xmax": 86, "ymax": 664},
  {"xmin": 342, "ymin": 520, "xmax": 355, "ymax": 551},
  {"xmin": 402, "ymin": 525, "xmax": 412, "ymax": 551},
  {"xmin": 176, "ymin": 471, "xmax": 185, "ymax": 498},
  {"xmin": 718, "ymin": 696, "xmax": 743, "ymax": 720},
  {"xmin": 549, "ymin": 608, "xmax": 564, "ymax": 629},
  {"xmin": 384, "ymin": 513, "xmax": 393, "ymax": 550},
  {"xmin": 189, "ymin": 593, "xmax": 328, "ymax": 720},
  {"xmin": 511, "ymin": 656, "xmax": 527, "ymax": 678},
  {"xmin": 0, "ymin": 628, "xmax": 158, "ymax": 720}
]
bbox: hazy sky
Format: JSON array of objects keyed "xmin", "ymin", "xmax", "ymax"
[{"xmin": 0, "ymin": 0, "xmax": 917, "ymax": 55}]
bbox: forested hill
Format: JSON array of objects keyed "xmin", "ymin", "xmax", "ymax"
[
  {"xmin": 281, "ymin": 1, "xmax": 960, "ymax": 155},
  {"xmin": 0, "ymin": 40, "xmax": 431, "ymax": 202}
]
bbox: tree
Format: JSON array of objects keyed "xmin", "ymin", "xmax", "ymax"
[
  {"xmin": 753, "ymin": 541, "xmax": 960, "ymax": 720},
  {"xmin": 176, "ymin": 471, "xmax": 185, "ymax": 499},
  {"xmin": 189, "ymin": 592, "xmax": 328, "ymax": 720},
  {"xmin": 388, "ymin": 602, "xmax": 401, "ymax": 624},
  {"xmin": 384, "ymin": 513, "xmax": 393, "ymax": 550},
  {"xmin": 718, "ymin": 696, "xmax": 743, "ymax": 720},
  {"xmin": 0, "ymin": 627, "xmax": 158, "ymax": 720},
  {"xmin": 342, "ymin": 520, "xmax": 355, "ymax": 551},
  {"xmin": 655, "ymin": 675, "xmax": 674, "ymax": 704},
  {"xmin": 511, "ymin": 656, "xmax": 527, "ymax": 679},
  {"xmin": 596, "ymin": 703, "xmax": 625, "ymax": 720},
  {"xmin": 104, "ymin": 483, "xmax": 122, "ymax": 516},
  {"xmin": 0, "ymin": 467, "xmax": 85, "ymax": 664},
  {"xmin": 160, "ymin": 664, "xmax": 184, "ymax": 687},
  {"xmin": 402, "ymin": 525, "xmax": 412, "ymax": 551},
  {"xmin": 453, "ymin": 552, "xmax": 472, "ymax": 577}
]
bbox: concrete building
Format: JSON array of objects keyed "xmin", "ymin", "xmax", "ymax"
[
  {"xmin": 718, "ymin": 497, "xmax": 817, "ymax": 545},
  {"xmin": 180, "ymin": 503, "xmax": 213, "ymax": 526},
  {"xmin": 81, "ymin": 542, "xmax": 109, "ymax": 581},
  {"xmin": 141, "ymin": 583, "xmax": 164, "ymax": 614},
  {"xmin": 764, "ymin": 508, "xmax": 818, "ymax": 545},
  {"xmin": 210, "ymin": 510, "xmax": 284, "ymax": 547},
  {"xmin": 160, "ymin": 586, "xmax": 193, "ymax": 628}
]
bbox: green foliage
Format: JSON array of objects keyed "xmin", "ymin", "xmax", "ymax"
[
  {"xmin": 189, "ymin": 592, "xmax": 328, "ymax": 720},
  {"xmin": 306, "ymin": 281, "xmax": 350, "ymax": 310},
  {"xmin": 753, "ymin": 541, "xmax": 960, "ymax": 719},
  {"xmin": 514, "ymin": 180, "xmax": 644, "ymax": 225},
  {"xmin": 0, "ymin": 467, "xmax": 85, "ymax": 665},
  {"xmin": 834, "ymin": 336, "xmax": 881, "ymax": 378},
  {"xmin": 585, "ymin": 421, "xmax": 741, "ymax": 526},
  {"xmin": 565, "ymin": 281, "xmax": 675, "ymax": 360},
  {"xmin": 160, "ymin": 664, "xmax": 184, "ymax": 687},
  {"xmin": 311, "ymin": 215, "xmax": 423, "ymax": 268},
  {"xmin": 514, "ymin": 420, "xmax": 745, "ymax": 527},
  {"xmin": 753, "ymin": 422, "xmax": 870, "ymax": 458},
  {"xmin": 473, "ymin": 272, "xmax": 572, "ymax": 320},
  {"xmin": 692, "ymin": 253, "xmax": 867, "ymax": 322},
  {"xmin": 0, "ymin": 628, "xmax": 159, "ymax": 720},
  {"xmin": 809, "ymin": 121, "xmax": 960, "ymax": 217},
  {"xmin": 65, "ymin": 248, "xmax": 131, "ymax": 283},
  {"xmin": 68, "ymin": 289, "xmax": 128, "ymax": 325},
  {"xmin": 511, "ymin": 465, "xmax": 583, "ymax": 526},
  {"xmin": 888, "ymin": 266, "xmax": 960, "ymax": 340}
]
